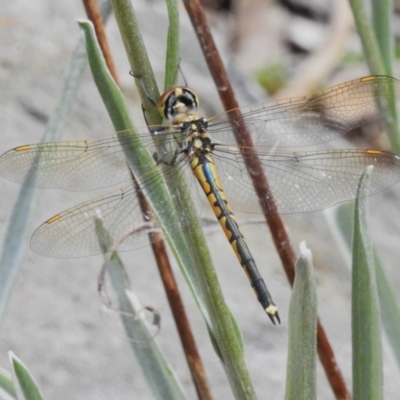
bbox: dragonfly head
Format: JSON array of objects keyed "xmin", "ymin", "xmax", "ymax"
[{"xmin": 158, "ymin": 87, "xmax": 199, "ymax": 120}]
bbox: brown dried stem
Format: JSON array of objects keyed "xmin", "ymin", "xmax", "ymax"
[
  {"xmin": 82, "ymin": 0, "xmax": 119, "ymax": 85},
  {"xmin": 182, "ymin": 0, "xmax": 351, "ymax": 399}
]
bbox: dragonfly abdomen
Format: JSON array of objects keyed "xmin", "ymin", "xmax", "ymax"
[{"xmin": 190, "ymin": 153, "xmax": 279, "ymax": 323}]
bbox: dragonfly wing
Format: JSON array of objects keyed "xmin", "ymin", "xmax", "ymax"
[
  {"xmin": 31, "ymin": 183, "xmax": 155, "ymax": 257},
  {"xmin": 0, "ymin": 129, "xmax": 179, "ymax": 191},
  {"xmin": 208, "ymin": 76, "xmax": 400, "ymax": 148},
  {"xmin": 0, "ymin": 136, "xmax": 131, "ymax": 190},
  {"xmin": 214, "ymin": 146, "xmax": 400, "ymax": 214},
  {"xmin": 31, "ymin": 159, "xmax": 201, "ymax": 257}
]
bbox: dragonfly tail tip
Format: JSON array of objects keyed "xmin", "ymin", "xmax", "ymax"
[{"xmin": 265, "ymin": 305, "xmax": 280, "ymax": 325}]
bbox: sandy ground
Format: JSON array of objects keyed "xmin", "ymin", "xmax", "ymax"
[{"xmin": 0, "ymin": 1, "xmax": 400, "ymax": 399}]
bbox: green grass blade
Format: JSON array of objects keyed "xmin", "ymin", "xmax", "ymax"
[
  {"xmin": 109, "ymin": 0, "xmax": 161, "ymax": 124},
  {"xmin": 352, "ymin": 166, "xmax": 383, "ymax": 400},
  {"xmin": 332, "ymin": 201, "xmax": 400, "ymax": 372},
  {"xmin": 0, "ymin": 0, "xmax": 113, "ymax": 322},
  {"xmin": 9, "ymin": 353, "xmax": 44, "ymax": 400},
  {"xmin": 0, "ymin": 366, "xmax": 17, "ymax": 399},
  {"xmin": 348, "ymin": 0, "xmax": 385, "ymax": 75},
  {"xmin": 285, "ymin": 242, "xmax": 317, "ymax": 400},
  {"xmin": 95, "ymin": 220, "xmax": 188, "ymax": 400},
  {"xmin": 374, "ymin": 252, "xmax": 400, "ymax": 368},
  {"xmin": 371, "ymin": 0, "xmax": 400, "ymax": 154},
  {"xmin": 164, "ymin": 0, "xmax": 180, "ymax": 90},
  {"xmin": 372, "ymin": 0, "xmax": 394, "ymax": 76}
]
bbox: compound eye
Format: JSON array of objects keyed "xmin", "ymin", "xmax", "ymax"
[
  {"xmin": 181, "ymin": 87, "xmax": 199, "ymax": 109},
  {"xmin": 157, "ymin": 88, "xmax": 175, "ymax": 108},
  {"xmin": 157, "ymin": 88, "xmax": 176, "ymax": 119},
  {"xmin": 157, "ymin": 86, "xmax": 200, "ymax": 120}
]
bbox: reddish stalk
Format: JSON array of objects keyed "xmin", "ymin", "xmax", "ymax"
[
  {"xmin": 182, "ymin": 0, "xmax": 351, "ymax": 399},
  {"xmin": 82, "ymin": 0, "xmax": 119, "ymax": 84}
]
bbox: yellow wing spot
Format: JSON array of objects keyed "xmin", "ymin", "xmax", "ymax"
[
  {"xmin": 14, "ymin": 145, "xmax": 31, "ymax": 152},
  {"xmin": 366, "ymin": 149, "xmax": 382, "ymax": 155},
  {"xmin": 361, "ymin": 76, "xmax": 377, "ymax": 83},
  {"xmin": 46, "ymin": 214, "xmax": 61, "ymax": 224}
]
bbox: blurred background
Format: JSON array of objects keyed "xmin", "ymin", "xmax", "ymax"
[{"xmin": 0, "ymin": 0, "xmax": 400, "ymax": 398}]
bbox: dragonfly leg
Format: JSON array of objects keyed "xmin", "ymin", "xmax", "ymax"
[
  {"xmin": 129, "ymin": 70, "xmax": 157, "ymax": 106},
  {"xmin": 153, "ymin": 147, "xmax": 185, "ymax": 168}
]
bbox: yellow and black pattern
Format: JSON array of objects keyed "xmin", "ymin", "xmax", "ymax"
[{"xmin": 191, "ymin": 153, "xmax": 279, "ymax": 323}]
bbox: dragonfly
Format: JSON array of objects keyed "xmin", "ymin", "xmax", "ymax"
[{"xmin": 1, "ymin": 75, "xmax": 400, "ymax": 324}]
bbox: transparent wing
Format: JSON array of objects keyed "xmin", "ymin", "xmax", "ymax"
[
  {"xmin": 30, "ymin": 159, "xmax": 198, "ymax": 258},
  {"xmin": 214, "ymin": 146, "xmax": 400, "ymax": 214},
  {"xmin": 2, "ymin": 76, "xmax": 397, "ymax": 192},
  {"xmin": 4, "ymin": 75, "xmax": 400, "ymax": 257},
  {"xmin": 30, "ymin": 146, "xmax": 400, "ymax": 257},
  {"xmin": 31, "ymin": 183, "xmax": 147, "ymax": 257},
  {"xmin": 0, "ymin": 127, "xmax": 183, "ymax": 191},
  {"xmin": 208, "ymin": 76, "xmax": 400, "ymax": 147}
]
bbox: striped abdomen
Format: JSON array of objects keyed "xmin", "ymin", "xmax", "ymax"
[{"xmin": 190, "ymin": 153, "xmax": 279, "ymax": 323}]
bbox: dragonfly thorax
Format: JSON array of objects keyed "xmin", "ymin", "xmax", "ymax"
[{"xmin": 157, "ymin": 86, "xmax": 211, "ymax": 151}]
